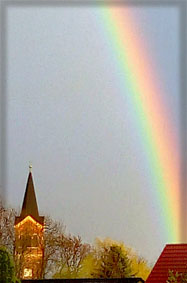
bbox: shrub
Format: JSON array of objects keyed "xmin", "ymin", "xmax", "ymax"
[{"xmin": 0, "ymin": 246, "xmax": 18, "ymax": 283}]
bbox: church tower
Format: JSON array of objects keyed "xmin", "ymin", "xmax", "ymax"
[{"xmin": 14, "ymin": 166, "xmax": 44, "ymax": 279}]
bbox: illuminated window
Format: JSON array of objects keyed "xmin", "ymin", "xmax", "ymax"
[{"xmin": 23, "ymin": 268, "xmax": 32, "ymax": 278}]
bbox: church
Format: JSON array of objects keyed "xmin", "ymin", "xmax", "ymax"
[
  {"xmin": 14, "ymin": 166, "xmax": 44, "ymax": 279},
  {"xmin": 13, "ymin": 167, "xmax": 146, "ymax": 282}
]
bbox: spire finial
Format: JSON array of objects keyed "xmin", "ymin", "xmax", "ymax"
[{"xmin": 29, "ymin": 162, "xmax": 32, "ymax": 173}]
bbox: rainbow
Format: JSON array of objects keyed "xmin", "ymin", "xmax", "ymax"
[{"xmin": 97, "ymin": 6, "xmax": 180, "ymax": 242}]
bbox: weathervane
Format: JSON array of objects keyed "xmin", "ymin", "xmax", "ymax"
[{"xmin": 29, "ymin": 162, "xmax": 32, "ymax": 172}]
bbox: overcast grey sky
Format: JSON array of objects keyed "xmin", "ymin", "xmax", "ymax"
[{"xmin": 4, "ymin": 3, "xmax": 180, "ymax": 264}]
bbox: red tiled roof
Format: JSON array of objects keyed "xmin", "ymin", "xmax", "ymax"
[{"xmin": 146, "ymin": 244, "xmax": 187, "ymax": 283}]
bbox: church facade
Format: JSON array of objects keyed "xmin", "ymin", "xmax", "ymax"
[{"xmin": 14, "ymin": 168, "xmax": 44, "ymax": 279}]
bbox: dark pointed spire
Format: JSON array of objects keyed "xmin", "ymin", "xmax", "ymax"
[
  {"xmin": 15, "ymin": 166, "xmax": 44, "ymax": 225},
  {"xmin": 20, "ymin": 171, "xmax": 40, "ymax": 220}
]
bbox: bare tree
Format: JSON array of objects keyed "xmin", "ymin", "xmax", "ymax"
[
  {"xmin": 0, "ymin": 199, "xmax": 16, "ymax": 254},
  {"xmin": 0, "ymin": 201, "xmax": 91, "ymax": 279},
  {"xmin": 54, "ymin": 234, "xmax": 91, "ymax": 278},
  {"xmin": 42, "ymin": 216, "xmax": 66, "ymax": 278}
]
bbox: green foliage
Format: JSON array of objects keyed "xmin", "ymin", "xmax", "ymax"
[
  {"xmin": 0, "ymin": 201, "xmax": 150, "ymax": 281},
  {"xmin": 93, "ymin": 244, "xmax": 132, "ymax": 278},
  {"xmin": 79, "ymin": 238, "xmax": 151, "ymax": 280},
  {"xmin": 130, "ymin": 253, "xmax": 151, "ymax": 280},
  {"xmin": 0, "ymin": 246, "xmax": 18, "ymax": 283},
  {"xmin": 53, "ymin": 264, "xmax": 80, "ymax": 279},
  {"xmin": 79, "ymin": 238, "xmax": 132, "ymax": 278},
  {"xmin": 167, "ymin": 270, "xmax": 187, "ymax": 283}
]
